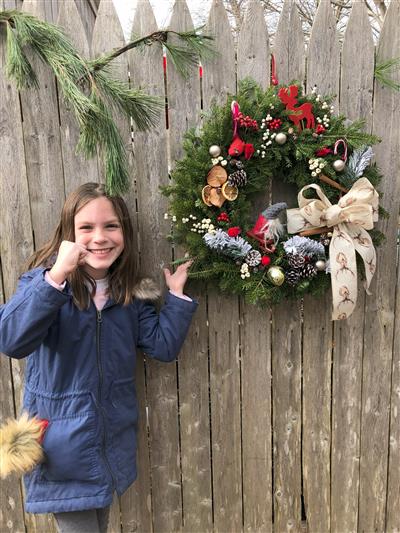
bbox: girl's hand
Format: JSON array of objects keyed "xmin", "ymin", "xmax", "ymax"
[
  {"xmin": 163, "ymin": 260, "xmax": 193, "ymax": 296},
  {"xmin": 49, "ymin": 241, "xmax": 88, "ymax": 284}
]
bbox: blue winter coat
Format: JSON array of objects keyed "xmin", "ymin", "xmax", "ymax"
[{"xmin": 0, "ymin": 268, "xmax": 198, "ymax": 514}]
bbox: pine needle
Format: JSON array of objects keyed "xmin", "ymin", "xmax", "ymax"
[{"xmin": 374, "ymin": 57, "xmax": 400, "ymax": 92}]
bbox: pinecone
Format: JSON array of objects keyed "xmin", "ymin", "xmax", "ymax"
[
  {"xmin": 228, "ymin": 169, "xmax": 247, "ymax": 187},
  {"xmin": 246, "ymin": 249, "xmax": 262, "ymax": 267},
  {"xmin": 298, "ymin": 263, "xmax": 317, "ymax": 279},
  {"xmin": 286, "ymin": 269, "xmax": 301, "ymax": 286},
  {"xmin": 287, "ymin": 253, "xmax": 306, "ymax": 269}
]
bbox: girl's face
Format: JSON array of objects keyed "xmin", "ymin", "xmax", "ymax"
[{"xmin": 74, "ymin": 197, "xmax": 124, "ymax": 279}]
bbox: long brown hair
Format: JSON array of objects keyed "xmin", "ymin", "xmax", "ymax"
[{"xmin": 27, "ymin": 183, "xmax": 138, "ymax": 309}]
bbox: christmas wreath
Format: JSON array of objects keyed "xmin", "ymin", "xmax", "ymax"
[{"xmin": 163, "ymin": 79, "xmax": 385, "ymax": 320}]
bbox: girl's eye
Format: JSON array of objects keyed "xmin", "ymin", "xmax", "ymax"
[
  {"xmin": 79, "ymin": 225, "xmax": 92, "ymax": 230},
  {"xmin": 107, "ymin": 224, "xmax": 120, "ymax": 228}
]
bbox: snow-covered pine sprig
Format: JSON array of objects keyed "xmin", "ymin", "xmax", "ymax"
[
  {"xmin": 204, "ymin": 229, "xmax": 252, "ymax": 259},
  {"xmin": 283, "ymin": 236, "xmax": 325, "ymax": 257},
  {"xmin": 342, "ymin": 146, "xmax": 374, "ymax": 186}
]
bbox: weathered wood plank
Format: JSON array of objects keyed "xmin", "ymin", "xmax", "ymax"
[
  {"xmin": 167, "ymin": 0, "xmax": 201, "ymax": 163},
  {"xmin": 237, "ymin": 4, "xmax": 273, "ymax": 531},
  {"xmin": 14, "ymin": 0, "xmax": 64, "ymax": 533},
  {"xmin": 270, "ymin": 3, "xmax": 304, "ymax": 531},
  {"xmin": 167, "ymin": 3, "xmax": 213, "ymax": 532},
  {"xmin": 237, "ymin": 0, "xmax": 270, "ymax": 90},
  {"xmin": 0, "ymin": 276, "xmax": 26, "ymax": 533},
  {"xmin": 301, "ymin": 3, "xmax": 340, "ymax": 532},
  {"xmin": 202, "ymin": 0, "xmax": 236, "ymax": 109},
  {"xmin": 202, "ymin": 2, "xmax": 242, "ymax": 532},
  {"xmin": 0, "ymin": 0, "xmax": 36, "ymax": 530},
  {"xmin": 359, "ymin": 1, "xmax": 400, "ymax": 531},
  {"xmin": 19, "ymin": 0, "xmax": 65, "ymax": 249},
  {"xmin": 271, "ymin": 308, "xmax": 302, "ymax": 532},
  {"xmin": 331, "ymin": 4, "xmax": 374, "ymax": 532},
  {"xmin": 386, "ymin": 244, "xmax": 400, "ymax": 532},
  {"xmin": 306, "ymin": 0, "xmax": 340, "ymax": 104},
  {"xmin": 273, "ymin": 0, "xmax": 304, "ymax": 86},
  {"xmin": 240, "ymin": 305, "xmax": 273, "ymax": 532},
  {"xmin": 56, "ymin": 0, "xmax": 99, "ymax": 196},
  {"xmin": 91, "ymin": 1, "xmax": 136, "ymax": 530},
  {"xmin": 129, "ymin": 2, "xmax": 181, "ymax": 532},
  {"xmin": 208, "ymin": 293, "xmax": 242, "ymax": 532}
]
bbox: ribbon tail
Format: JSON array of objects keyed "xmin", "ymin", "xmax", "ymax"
[
  {"xmin": 347, "ymin": 226, "xmax": 376, "ymax": 295},
  {"xmin": 330, "ymin": 225, "xmax": 358, "ymax": 321}
]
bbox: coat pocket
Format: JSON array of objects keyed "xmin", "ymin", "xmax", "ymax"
[
  {"xmin": 26, "ymin": 389, "xmax": 101, "ymax": 483},
  {"xmin": 109, "ymin": 378, "xmax": 138, "ymax": 472},
  {"xmin": 41, "ymin": 412, "xmax": 100, "ymax": 482}
]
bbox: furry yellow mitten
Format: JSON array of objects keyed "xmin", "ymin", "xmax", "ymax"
[{"xmin": 0, "ymin": 413, "xmax": 48, "ymax": 478}]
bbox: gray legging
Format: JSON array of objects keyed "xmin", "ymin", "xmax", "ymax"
[{"xmin": 54, "ymin": 507, "xmax": 110, "ymax": 533}]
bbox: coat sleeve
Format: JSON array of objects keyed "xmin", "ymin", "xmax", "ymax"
[
  {"xmin": 0, "ymin": 269, "xmax": 71, "ymax": 359},
  {"xmin": 136, "ymin": 292, "xmax": 198, "ymax": 362}
]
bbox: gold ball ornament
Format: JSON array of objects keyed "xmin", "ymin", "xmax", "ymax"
[
  {"xmin": 267, "ymin": 266, "xmax": 285, "ymax": 286},
  {"xmin": 315, "ymin": 259, "xmax": 327, "ymax": 271},
  {"xmin": 275, "ymin": 133, "xmax": 287, "ymax": 145},
  {"xmin": 333, "ymin": 159, "xmax": 346, "ymax": 172},
  {"xmin": 209, "ymin": 145, "xmax": 221, "ymax": 157}
]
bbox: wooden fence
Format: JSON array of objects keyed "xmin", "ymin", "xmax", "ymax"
[{"xmin": 1, "ymin": 0, "xmax": 399, "ymax": 531}]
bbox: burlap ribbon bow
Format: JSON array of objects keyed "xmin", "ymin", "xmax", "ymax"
[{"xmin": 287, "ymin": 177, "xmax": 379, "ymax": 320}]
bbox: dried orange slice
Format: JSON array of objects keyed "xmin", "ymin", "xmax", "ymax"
[
  {"xmin": 207, "ymin": 166, "xmax": 228, "ymax": 187},
  {"xmin": 201, "ymin": 185, "xmax": 213, "ymax": 206},
  {"xmin": 209, "ymin": 187, "xmax": 226, "ymax": 208},
  {"xmin": 221, "ymin": 182, "xmax": 238, "ymax": 201}
]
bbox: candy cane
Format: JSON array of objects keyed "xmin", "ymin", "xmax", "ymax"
[{"xmin": 334, "ymin": 139, "xmax": 348, "ymax": 161}]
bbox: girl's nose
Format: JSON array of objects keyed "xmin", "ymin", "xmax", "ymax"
[{"xmin": 93, "ymin": 229, "xmax": 107, "ymax": 243}]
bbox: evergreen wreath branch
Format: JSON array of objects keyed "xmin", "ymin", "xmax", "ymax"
[{"xmin": 0, "ymin": 10, "xmax": 214, "ymax": 195}]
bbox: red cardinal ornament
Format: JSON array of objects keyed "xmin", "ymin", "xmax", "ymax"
[
  {"xmin": 228, "ymin": 137, "xmax": 246, "ymax": 156},
  {"xmin": 244, "ymin": 143, "xmax": 255, "ymax": 160}
]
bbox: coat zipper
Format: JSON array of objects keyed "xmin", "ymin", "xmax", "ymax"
[{"xmin": 96, "ymin": 309, "xmax": 116, "ymax": 490}]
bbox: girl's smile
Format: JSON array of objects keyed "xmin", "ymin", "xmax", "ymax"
[{"xmin": 74, "ymin": 197, "xmax": 124, "ymax": 279}]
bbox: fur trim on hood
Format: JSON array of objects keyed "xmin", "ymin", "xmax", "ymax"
[{"xmin": 133, "ymin": 278, "xmax": 161, "ymax": 301}]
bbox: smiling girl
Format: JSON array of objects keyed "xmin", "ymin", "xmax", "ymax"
[{"xmin": 0, "ymin": 182, "xmax": 197, "ymax": 533}]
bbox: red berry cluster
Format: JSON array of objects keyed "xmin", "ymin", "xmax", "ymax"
[
  {"xmin": 269, "ymin": 118, "xmax": 282, "ymax": 130},
  {"xmin": 217, "ymin": 212, "xmax": 230, "ymax": 223},
  {"xmin": 316, "ymin": 124, "xmax": 326, "ymax": 134},
  {"xmin": 237, "ymin": 112, "xmax": 258, "ymax": 130}
]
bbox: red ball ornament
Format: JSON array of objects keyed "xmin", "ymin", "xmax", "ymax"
[
  {"xmin": 228, "ymin": 226, "xmax": 241, "ymax": 237},
  {"xmin": 261, "ymin": 256, "xmax": 271, "ymax": 267},
  {"xmin": 316, "ymin": 124, "xmax": 326, "ymax": 134}
]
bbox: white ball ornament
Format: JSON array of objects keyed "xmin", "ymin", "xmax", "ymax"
[
  {"xmin": 275, "ymin": 132, "xmax": 287, "ymax": 145},
  {"xmin": 209, "ymin": 145, "xmax": 221, "ymax": 157},
  {"xmin": 333, "ymin": 159, "xmax": 346, "ymax": 172},
  {"xmin": 315, "ymin": 260, "xmax": 327, "ymax": 271}
]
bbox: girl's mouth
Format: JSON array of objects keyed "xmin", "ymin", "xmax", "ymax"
[{"xmin": 89, "ymin": 248, "xmax": 113, "ymax": 255}]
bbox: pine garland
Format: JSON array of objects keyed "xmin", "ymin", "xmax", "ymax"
[
  {"xmin": 163, "ymin": 79, "xmax": 386, "ymax": 308},
  {"xmin": 0, "ymin": 10, "xmax": 214, "ymax": 195}
]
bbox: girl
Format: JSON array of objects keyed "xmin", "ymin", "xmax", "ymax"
[{"xmin": 0, "ymin": 182, "xmax": 197, "ymax": 533}]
